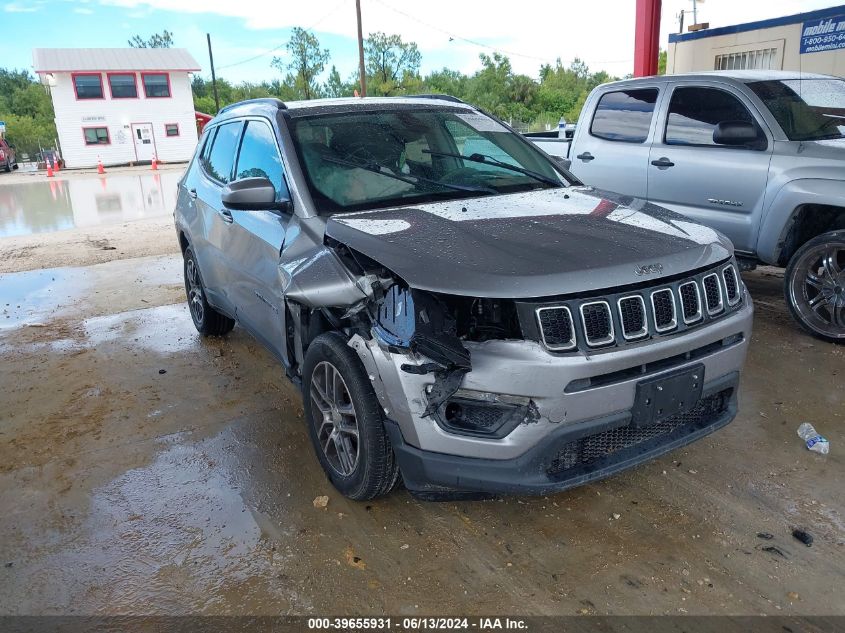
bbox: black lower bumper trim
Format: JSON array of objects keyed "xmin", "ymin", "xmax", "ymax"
[{"xmin": 386, "ymin": 372, "xmax": 739, "ymax": 496}]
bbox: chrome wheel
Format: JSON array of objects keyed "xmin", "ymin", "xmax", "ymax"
[
  {"xmin": 186, "ymin": 257, "xmax": 205, "ymax": 325},
  {"xmin": 789, "ymin": 243, "xmax": 845, "ymax": 340},
  {"xmin": 310, "ymin": 361, "xmax": 360, "ymax": 476}
]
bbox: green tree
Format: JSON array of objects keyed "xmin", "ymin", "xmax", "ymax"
[
  {"xmin": 658, "ymin": 49, "xmax": 667, "ymax": 75},
  {"xmin": 128, "ymin": 30, "xmax": 174, "ymax": 48},
  {"xmin": 0, "ymin": 69, "xmax": 56, "ymax": 155},
  {"xmin": 271, "ymin": 27, "xmax": 329, "ymax": 100},
  {"xmin": 364, "ymin": 32, "xmax": 421, "ymax": 95},
  {"xmin": 325, "ymin": 65, "xmax": 352, "ymax": 98}
]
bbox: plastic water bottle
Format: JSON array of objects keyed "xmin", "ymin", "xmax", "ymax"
[{"xmin": 797, "ymin": 423, "xmax": 830, "ymax": 455}]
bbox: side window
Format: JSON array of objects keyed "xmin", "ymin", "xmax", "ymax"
[
  {"xmin": 590, "ymin": 89, "xmax": 659, "ymax": 143},
  {"xmin": 665, "ymin": 87, "xmax": 756, "ymax": 146},
  {"xmin": 234, "ymin": 120, "xmax": 289, "ymax": 201},
  {"xmin": 201, "ymin": 121, "xmax": 243, "ymax": 184}
]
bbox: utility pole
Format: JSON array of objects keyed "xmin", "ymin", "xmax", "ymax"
[
  {"xmin": 678, "ymin": 9, "xmax": 685, "ymax": 33},
  {"xmin": 207, "ymin": 33, "xmax": 220, "ymax": 113},
  {"xmin": 355, "ymin": 0, "xmax": 367, "ymax": 97}
]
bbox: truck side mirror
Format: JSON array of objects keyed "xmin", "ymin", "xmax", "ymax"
[
  {"xmin": 713, "ymin": 121, "xmax": 763, "ymax": 149},
  {"xmin": 222, "ymin": 177, "xmax": 290, "ymax": 213}
]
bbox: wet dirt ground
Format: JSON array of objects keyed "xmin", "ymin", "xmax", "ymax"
[{"xmin": 0, "ymin": 254, "xmax": 843, "ymax": 616}]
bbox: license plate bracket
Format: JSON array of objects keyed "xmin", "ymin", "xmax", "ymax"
[{"xmin": 631, "ymin": 364, "xmax": 704, "ymax": 428}]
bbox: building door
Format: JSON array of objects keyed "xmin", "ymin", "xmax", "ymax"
[{"xmin": 131, "ymin": 123, "xmax": 156, "ymax": 161}]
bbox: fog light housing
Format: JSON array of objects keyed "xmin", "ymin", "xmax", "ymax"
[{"xmin": 436, "ymin": 390, "xmax": 538, "ymax": 438}]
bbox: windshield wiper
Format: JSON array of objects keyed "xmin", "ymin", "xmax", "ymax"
[
  {"xmin": 322, "ymin": 156, "xmax": 496, "ymax": 195},
  {"xmin": 422, "ymin": 149, "xmax": 562, "ymax": 187}
]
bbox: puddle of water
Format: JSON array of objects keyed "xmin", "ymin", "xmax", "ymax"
[
  {"xmin": 0, "ymin": 171, "xmax": 182, "ymax": 238},
  {"xmin": 0, "ymin": 267, "xmax": 91, "ymax": 329},
  {"xmin": 83, "ymin": 303, "xmax": 199, "ymax": 354}
]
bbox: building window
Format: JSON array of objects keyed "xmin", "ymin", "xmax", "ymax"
[
  {"xmin": 715, "ymin": 48, "xmax": 777, "ymax": 71},
  {"xmin": 73, "ymin": 73, "xmax": 104, "ymax": 99},
  {"xmin": 142, "ymin": 73, "xmax": 171, "ymax": 98},
  {"xmin": 590, "ymin": 88, "xmax": 659, "ymax": 143},
  {"xmin": 83, "ymin": 127, "xmax": 110, "ymax": 145},
  {"xmin": 108, "ymin": 73, "xmax": 137, "ymax": 98},
  {"xmin": 165, "ymin": 123, "xmax": 180, "ymax": 137}
]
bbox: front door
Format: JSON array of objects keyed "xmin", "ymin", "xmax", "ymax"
[
  {"xmin": 225, "ymin": 119, "xmax": 291, "ymax": 362},
  {"xmin": 132, "ymin": 123, "xmax": 156, "ymax": 162},
  {"xmin": 646, "ymin": 83, "xmax": 773, "ymax": 253}
]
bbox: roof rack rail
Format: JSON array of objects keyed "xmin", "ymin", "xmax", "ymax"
[
  {"xmin": 404, "ymin": 94, "xmax": 467, "ymax": 104},
  {"xmin": 218, "ymin": 97, "xmax": 287, "ymax": 114}
]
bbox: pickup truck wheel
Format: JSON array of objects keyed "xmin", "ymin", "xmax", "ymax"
[
  {"xmin": 785, "ymin": 230, "xmax": 845, "ymax": 343},
  {"xmin": 303, "ymin": 333, "xmax": 399, "ymax": 500},
  {"xmin": 183, "ymin": 247, "xmax": 235, "ymax": 336}
]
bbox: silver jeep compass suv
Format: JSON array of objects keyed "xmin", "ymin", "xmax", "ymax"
[{"xmin": 174, "ymin": 95, "xmax": 753, "ymax": 500}]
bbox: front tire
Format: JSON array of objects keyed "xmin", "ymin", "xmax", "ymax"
[
  {"xmin": 785, "ymin": 230, "xmax": 845, "ymax": 343},
  {"xmin": 303, "ymin": 333, "xmax": 399, "ymax": 500},
  {"xmin": 183, "ymin": 246, "xmax": 235, "ymax": 336}
]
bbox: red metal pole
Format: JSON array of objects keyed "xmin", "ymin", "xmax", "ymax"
[{"xmin": 634, "ymin": 0, "xmax": 662, "ymax": 77}]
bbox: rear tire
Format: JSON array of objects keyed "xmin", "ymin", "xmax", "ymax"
[
  {"xmin": 183, "ymin": 246, "xmax": 235, "ymax": 337},
  {"xmin": 784, "ymin": 230, "xmax": 845, "ymax": 343},
  {"xmin": 303, "ymin": 332, "xmax": 399, "ymax": 500}
]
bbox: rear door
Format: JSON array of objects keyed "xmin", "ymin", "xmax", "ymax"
[
  {"xmin": 225, "ymin": 118, "xmax": 292, "ymax": 361},
  {"xmin": 568, "ymin": 86, "xmax": 662, "ymax": 199},
  {"xmin": 193, "ymin": 119, "xmax": 245, "ymax": 313},
  {"xmin": 646, "ymin": 82, "xmax": 773, "ymax": 252}
]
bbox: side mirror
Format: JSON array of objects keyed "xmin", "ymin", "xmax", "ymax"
[
  {"xmin": 221, "ymin": 177, "xmax": 290, "ymax": 212},
  {"xmin": 713, "ymin": 121, "xmax": 763, "ymax": 148},
  {"xmin": 553, "ymin": 156, "xmax": 572, "ymax": 171}
]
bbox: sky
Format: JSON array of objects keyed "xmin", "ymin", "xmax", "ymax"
[{"xmin": 2, "ymin": 0, "xmax": 840, "ymax": 84}]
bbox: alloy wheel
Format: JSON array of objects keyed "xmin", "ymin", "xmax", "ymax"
[
  {"xmin": 186, "ymin": 257, "xmax": 205, "ymax": 325},
  {"xmin": 310, "ymin": 361, "xmax": 360, "ymax": 476},
  {"xmin": 789, "ymin": 243, "xmax": 845, "ymax": 340}
]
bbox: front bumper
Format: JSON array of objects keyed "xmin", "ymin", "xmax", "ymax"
[
  {"xmin": 386, "ymin": 371, "xmax": 738, "ymax": 496},
  {"xmin": 350, "ymin": 292, "xmax": 753, "ymax": 495}
]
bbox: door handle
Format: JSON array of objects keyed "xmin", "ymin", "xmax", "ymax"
[
  {"xmin": 576, "ymin": 152, "xmax": 595, "ymax": 162},
  {"xmin": 651, "ymin": 157, "xmax": 675, "ymax": 168},
  {"xmin": 218, "ymin": 209, "xmax": 234, "ymax": 224},
  {"xmin": 188, "ymin": 188, "xmax": 197, "ymax": 199}
]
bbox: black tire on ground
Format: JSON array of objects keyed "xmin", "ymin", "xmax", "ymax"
[
  {"xmin": 302, "ymin": 332, "xmax": 400, "ymax": 500},
  {"xmin": 183, "ymin": 246, "xmax": 235, "ymax": 337},
  {"xmin": 784, "ymin": 230, "xmax": 845, "ymax": 344},
  {"xmin": 3, "ymin": 159, "xmax": 10, "ymax": 173}
]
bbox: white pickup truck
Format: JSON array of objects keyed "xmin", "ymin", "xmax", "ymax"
[{"xmin": 528, "ymin": 70, "xmax": 845, "ymax": 342}]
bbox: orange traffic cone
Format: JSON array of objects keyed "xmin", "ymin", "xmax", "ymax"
[
  {"xmin": 97, "ymin": 158, "xmax": 105, "ymax": 175},
  {"xmin": 151, "ymin": 155, "xmax": 158, "ymax": 171},
  {"xmin": 46, "ymin": 162, "xmax": 54, "ymax": 177},
  {"xmin": 53, "ymin": 158, "xmax": 60, "ymax": 172}
]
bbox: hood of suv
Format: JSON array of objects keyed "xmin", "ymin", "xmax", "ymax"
[{"xmin": 325, "ymin": 187, "xmax": 732, "ymax": 298}]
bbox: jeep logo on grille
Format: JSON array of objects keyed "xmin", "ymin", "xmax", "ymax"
[{"xmin": 635, "ymin": 263, "xmax": 664, "ymax": 276}]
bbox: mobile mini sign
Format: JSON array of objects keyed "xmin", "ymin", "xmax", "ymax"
[{"xmin": 800, "ymin": 14, "xmax": 845, "ymax": 54}]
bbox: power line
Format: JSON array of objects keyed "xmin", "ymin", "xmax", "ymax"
[
  {"xmin": 216, "ymin": 0, "xmax": 348, "ymax": 71},
  {"xmin": 369, "ymin": 0, "xmax": 631, "ymax": 68}
]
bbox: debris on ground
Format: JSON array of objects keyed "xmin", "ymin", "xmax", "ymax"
[
  {"xmin": 312, "ymin": 495, "xmax": 329, "ymax": 509},
  {"xmin": 757, "ymin": 532, "xmax": 774, "ymax": 540},
  {"xmin": 158, "ymin": 369, "xmax": 167, "ymax": 375},
  {"xmin": 787, "ymin": 591, "xmax": 800, "ymax": 601},
  {"xmin": 762, "ymin": 545, "xmax": 787, "ymax": 558},
  {"xmin": 797, "ymin": 423, "xmax": 830, "ymax": 455},
  {"xmin": 344, "ymin": 546, "xmax": 366, "ymax": 570},
  {"xmin": 792, "ymin": 528, "xmax": 814, "ymax": 547}
]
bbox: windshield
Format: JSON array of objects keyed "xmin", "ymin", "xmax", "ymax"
[
  {"xmin": 288, "ymin": 106, "xmax": 567, "ymax": 213},
  {"xmin": 748, "ymin": 78, "xmax": 845, "ymax": 141}
]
